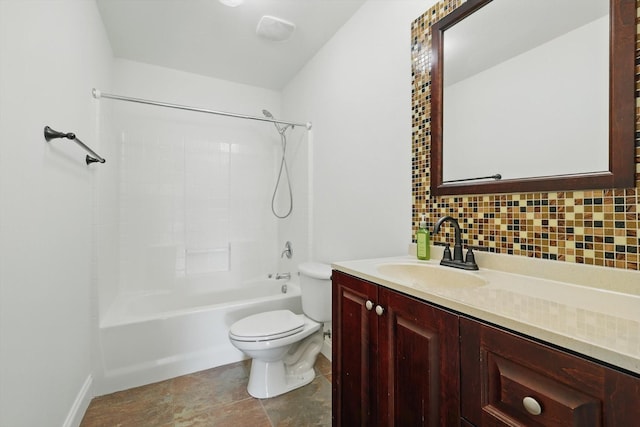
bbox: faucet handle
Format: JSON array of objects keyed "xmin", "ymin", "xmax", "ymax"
[
  {"xmin": 442, "ymin": 244, "xmax": 452, "ymax": 261},
  {"xmin": 465, "ymin": 247, "xmax": 476, "ymax": 264},
  {"xmin": 281, "ymin": 241, "xmax": 293, "ymax": 259}
]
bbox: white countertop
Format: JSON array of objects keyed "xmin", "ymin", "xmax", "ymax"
[{"xmin": 332, "ymin": 248, "xmax": 640, "ymax": 375}]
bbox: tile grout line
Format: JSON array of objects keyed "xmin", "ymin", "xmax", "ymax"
[{"xmin": 258, "ymin": 398, "xmax": 276, "ymax": 427}]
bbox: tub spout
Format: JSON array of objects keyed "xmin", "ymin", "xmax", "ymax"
[{"xmin": 275, "ymin": 272, "xmax": 291, "ymax": 280}]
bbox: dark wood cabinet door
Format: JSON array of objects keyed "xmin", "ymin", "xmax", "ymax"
[
  {"xmin": 460, "ymin": 317, "xmax": 640, "ymax": 427},
  {"xmin": 333, "ymin": 271, "xmax": 640, "ymax": 427},
  {"xmin": 378, "ymin": 287, "xmax": 460, "ymax": 427},
  {"xmin": 332, "ymin": 270, "xmax": 379, "ymax": 427}
]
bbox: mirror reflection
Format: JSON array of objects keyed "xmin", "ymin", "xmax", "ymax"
[
  {"xmin": 430, "ymin": 0, "xmax": 635, "ymax": 196},
  {"xmin": 442, "ymin": 0, "xmax": 609, "ymax": 183}
]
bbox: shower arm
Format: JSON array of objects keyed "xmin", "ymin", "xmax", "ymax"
[{"xmin": 92, "ymin": 89, "xmax": 312, "ymax": 130}]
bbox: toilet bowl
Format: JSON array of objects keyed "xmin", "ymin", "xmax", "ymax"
[{"xmin": 228, "ymin": 262, "xmax": 331, "ymax": 398}]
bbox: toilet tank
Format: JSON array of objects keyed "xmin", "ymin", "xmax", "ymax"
[{"xmin": 298, "ymin": 262, "xmax": 332, "ymax": 322}]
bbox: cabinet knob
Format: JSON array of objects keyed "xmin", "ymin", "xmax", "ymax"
[
  {"xmin": 375, "ymin": 305, "xmax": 385, "ymax": 316},
  {"xmin": 522, "ymin": 396, "xmax": 542, "ymax": 416},
  {"xmin": 365, "ymin": 300, "xmax": 374, "ymax": 311}
]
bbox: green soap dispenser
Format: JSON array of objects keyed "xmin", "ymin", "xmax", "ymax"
[{"xmin": 417, "ymin": 214, "xmax": 430, "ymax": 260}]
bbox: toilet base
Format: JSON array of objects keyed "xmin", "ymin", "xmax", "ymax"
[
  {"xmin": 247, "ymin": 360, "xmax": 316, "ymax": 399},
  {"xmin": 245, "ymin": 329, "xmax": 324, "ymax": 399}
]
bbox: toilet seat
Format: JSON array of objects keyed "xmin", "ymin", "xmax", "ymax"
[{"xmin": 229, "ymin": 310, "xmax": 305, "ymax": 342}]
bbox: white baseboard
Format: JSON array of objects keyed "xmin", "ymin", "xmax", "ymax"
[{"xmin": 62, "ymin": 375, "xmax": 93, "ymax": 427}]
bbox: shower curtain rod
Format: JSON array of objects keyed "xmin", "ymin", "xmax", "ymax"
[{"xmin": 92, "ymin": 88, "xmax": 312, "ymax": 130}]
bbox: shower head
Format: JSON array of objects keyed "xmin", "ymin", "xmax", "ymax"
[{"xmin": 263, "ymin": 109, "xmax": 291, "ymax": 134}]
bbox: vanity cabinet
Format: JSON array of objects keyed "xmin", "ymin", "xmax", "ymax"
[
  {"xmin": 332, "ymin": 269, "xmax": 640, "ymax": 426},
  {"xmin": 460, "ymin": 318, "xmax": 640, "ymax": 427},
  {"xmin": 332, "ymin": 270, "xmax": 460, "ymax": 426}
]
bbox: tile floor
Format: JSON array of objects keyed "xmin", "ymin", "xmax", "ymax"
[{"xmin": 80, "ymin": 355, "xmax": 332, "ymax": 427}]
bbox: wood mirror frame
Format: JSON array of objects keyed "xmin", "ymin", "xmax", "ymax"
[{"xmin": 430, "ymin": 0, "xmax": 636, "ymax": 196}]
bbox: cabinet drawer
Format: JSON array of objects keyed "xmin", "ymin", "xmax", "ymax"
[
  {"xmin": 485, "ymin": 353, "xmax": 600, "ymax": 425},
  {"xmin": 460, "ymin": 317, "xmax": 640, "ymax": 426}
]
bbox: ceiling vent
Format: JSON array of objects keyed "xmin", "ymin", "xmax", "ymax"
[{"xmin": 256, "ymin": 15, "xmax": 296, "ymax": 42}]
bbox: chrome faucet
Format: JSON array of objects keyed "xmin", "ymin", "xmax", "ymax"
[
  {"xmin": 275, "ymin": 272, "xmax": 291, "ymax": 280},
  {"xmin": 432, "ymin": 216, "xmax": 478, "ymax": 270}
]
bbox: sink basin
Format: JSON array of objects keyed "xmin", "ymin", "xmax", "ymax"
[{"xmin": 376, "ymin": 262, "xmax": 487, "ymax": 291}]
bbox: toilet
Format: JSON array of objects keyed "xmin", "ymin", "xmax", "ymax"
[{"xmin": 228, "ymin": 262, "xmax": 332, "ymax": 398}]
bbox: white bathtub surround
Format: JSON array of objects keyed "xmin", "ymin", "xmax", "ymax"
[
  {"xmin": 96, "ymin": 279, "xmax": 302, "ymax": 395},
  {"xmin": 102, "ymin": 59, "xmax": 286, "ymax": 298},
  {"xmin": 334, "ymin": 249, "xmax": 640, "ymax": 374},
  {"xmin": 275, "ymin": 126, "xmax": 313, "ymax": 274}
]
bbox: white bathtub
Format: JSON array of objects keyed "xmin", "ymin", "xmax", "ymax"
[{"xmin": 96, "ymin": 280, "xmax": 302, "ymax": 395}]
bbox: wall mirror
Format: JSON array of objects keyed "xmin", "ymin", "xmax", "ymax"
[{"xmin": 430, "ymin": 0, "xmax": 635, "ymax": 196}]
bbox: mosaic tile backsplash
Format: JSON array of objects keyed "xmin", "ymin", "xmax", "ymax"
[{"xmin": 411, "ymin": 0, "xmax": 640, "ymax": 270}]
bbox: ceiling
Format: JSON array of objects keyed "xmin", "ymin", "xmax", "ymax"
[{"xmin": 96, "ymin": 0, "xmax": 367, "ymax": 91}]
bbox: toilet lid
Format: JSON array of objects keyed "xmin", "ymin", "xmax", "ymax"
[
  {"xmin": 299, "ymin": 262, "xmax": 332, "ymax": 280},
  {"xmin": 229, "ymin": 310, "xmax": 305, "ymax": 341}
]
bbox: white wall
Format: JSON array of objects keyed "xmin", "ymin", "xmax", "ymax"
[
  {"xmin": 0, "ymin": 1, "xmax": 112, "ymax": 426},
  {"xmin": 0, "ymin": 0, "xmax": 440, "ymax": 423},
  {"xmin": 282, "ymin": 0, "xmax": 438, "ymax": 263}
]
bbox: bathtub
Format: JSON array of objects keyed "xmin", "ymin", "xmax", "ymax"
[{"xmin": 96, "ymin": 279, "xmax": 302, "ymax": 395}]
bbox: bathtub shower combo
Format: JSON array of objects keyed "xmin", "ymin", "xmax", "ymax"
[{"xmin": 95, "ymin": 90, "xmax": 316, "ymax": 395}]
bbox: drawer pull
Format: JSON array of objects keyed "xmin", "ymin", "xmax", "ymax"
[
  {"xmin": 522, "ymin": 396, "xmax": 542, "ymax": 415},
  {"xmin": 375, "ymin": 305, "xmax": 385, "ymax": 316},
  {"xmin": 365, "ymin": 300, "xmax": 374, "ymax": 311}
]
